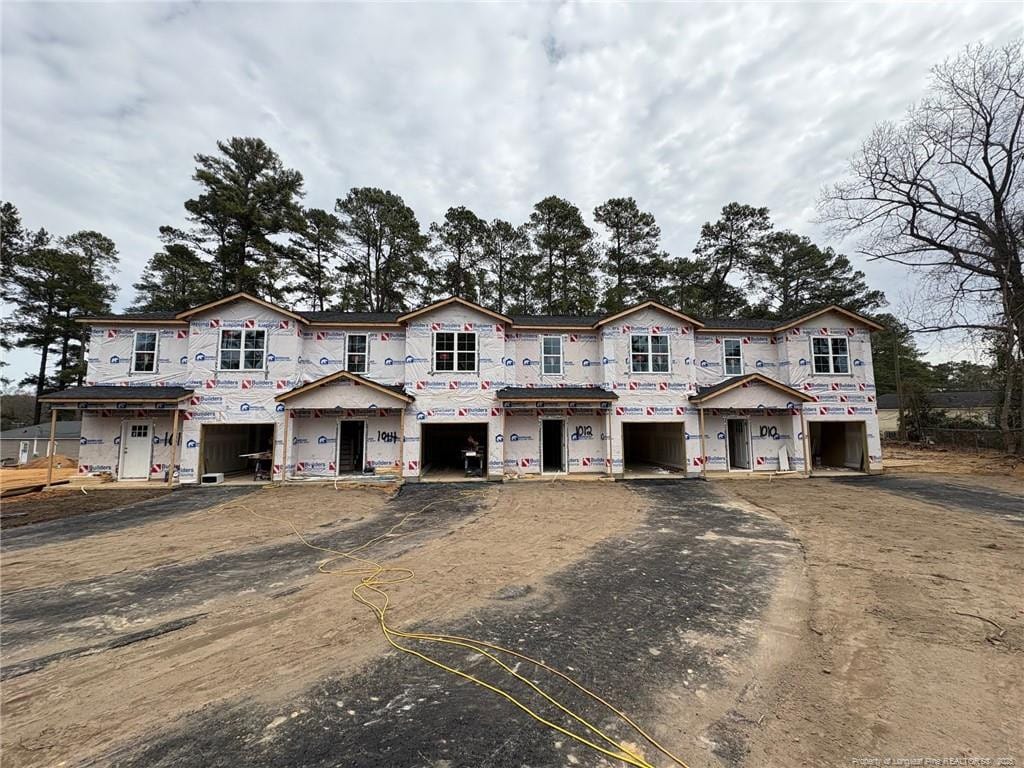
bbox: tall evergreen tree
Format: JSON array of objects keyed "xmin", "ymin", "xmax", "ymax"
[
  {"xmin": 288, "ymin": 208, "xmax": 343, "ymax": 311},
  {"xmin": 664, "ymin": 256, "xmax": 749, "ymax": 318},
  {"xmin": 131, "ymin": 244, "xmax": 216, "ymax": 311},
  {"xmin": 480, "ymin": 219, "xmax": 533, "ymax": 314},
  {"xmin": 526, "ymin": 196, "xmax": 598, "ymax": 315},
  {"xmin": 593, "ymin": 197, "xmax": 669, "ymax": 311},
  {"xmin": 334, "ymin": 187, "xmax": 428, "ymax": 312},
  {"xmin": 58, "ymin": 231, "xmax": 119, "ymax": 385},
  {"xmin": 161, "ymin": 137, "xmax": 305, "ymax": 300},
  {"xmin": 692, "ymin": 202, "xmax": 771, "ymax": 317},
  {"xmin": 1, "ymin": 201, "xmax": 26, "ymax": 303},
  {"xmin": 744, "ymin": 231, "xmax": 886, "ymax": 318},
  {"xmin": 429, "ymin": 206, "xmax": 486, "ymax": 302}
]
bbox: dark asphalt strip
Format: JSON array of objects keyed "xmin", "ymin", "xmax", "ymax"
[
  {"xmin": 829, "ymin": 475, "xmax": 1023, "ymax": 524},
  {"xmin": 106, "ymin": 480, "xmax": 797, "ymax": 768},
  {"xmin": 0, "ymin": 486, "xmax": 260, "ymax": 551},
  {"xmin": 1, "ymin": 483, "xmax": 491, "ymax": 656}
]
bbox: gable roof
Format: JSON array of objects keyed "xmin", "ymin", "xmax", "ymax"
[
  {"xmin": 174, "ymin": 292, "xmax": 309, "ymax": 323},
  {"xmin": 690, "ymin": 374, "xmax": 816, "ymax": 405},
  {"xmin": 275, "ymin": 370, "xmax": 413, "ymax": 404},
  {"xmin": 396, "ymin": 296, "xmax": 513, "ymax": 325},
  {"xmin": 597, "ymin": 301, "xmax": 704, "ymax": 329}
]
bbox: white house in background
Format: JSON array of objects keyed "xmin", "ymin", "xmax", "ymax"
[
  {"xmin": 39, "ymin": 292, "xmax": 884, "ymax": 483},
  {"xmin": 0, "ymin": 420, "xmax": 81, "ymax": 466}
]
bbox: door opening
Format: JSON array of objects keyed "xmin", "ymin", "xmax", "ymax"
[
  {"xmin": 337, "ymin": 421, "xmax": 365, "ymax": 473},
  {"xmin": 541, "ymin": 419, "xmax": 565, "ymax": 473},
  {"xmin": 121, "ymin": 420, "xmax": 153, "ymax": 479},
  {"xmin": 726, "ymin": 418, "xmax": 751, "ymax": 470},
  {"xmin": 809, "ymin": 421, "xmax": 867, "ymax": 472}
]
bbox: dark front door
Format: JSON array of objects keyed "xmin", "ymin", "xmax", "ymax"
[
  {"xmin": 338, "ymin": 421, "xmax": 364, "ymax": 473},
  {"xmin": 542, "ymin": 419, "xmax": 564, "ymax": 473}
]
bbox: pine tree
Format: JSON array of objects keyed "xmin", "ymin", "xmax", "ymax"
[
  {"xmin": 693, "ymin": 202, "xmax": 771, "ymax": 317},
  {"xmin": 593, "ymin": 197, "xmax": 669, "ymax": 311},
  {"xmin": 131, "ymin": 245, "xmax": 216, "ymax": 312},
  {"xmin": 288, "ymin": 208, "xmax": 343, "ymax": 311},
  {"xmin": 58, "ymin": 231, "xmax": 119, "ymax": 385},
  {"xmin": 480, "ymin": 219, "xmax": 532, "ymax": 315},
  {"xmin": 429, "ymin": 206, "xmax": 486, "ymax": 302},
  {"xmin": 527, "ymin": 196, "xmax": 598, "ymax": 315}
]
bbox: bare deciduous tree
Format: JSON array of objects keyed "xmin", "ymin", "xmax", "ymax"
[{"xmin": 819, "ymin": 41, "xmax": 1023, "ymax": 452}]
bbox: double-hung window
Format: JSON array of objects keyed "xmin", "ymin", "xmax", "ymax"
[
  {"xmin": 434, "ymin": 332, "xmax": 477, "ymax": 372},
  {"xmin": 219, "ymin": 329, "xmax": 267, "ymax": 371},
  {"xmin": 131, "ymin": 331, "xmax": 158, "ymax": 373},
  {"xmin": 630, "ymin": 333, "xmax": 670, "ymax": 373},
  {"xmin": 723, "ymin": 338, "xmax": 743, "ymax": 376},
  {"xmin": 812, "ymin": 336, "xmax": 849, "ymax": 374},
  {"xmin": 541, "ymin": 335, "xmax": 563, "ymax": 375},
  {"xmin": 346, "ymin": 334, "xmax": 368, "ymax": 374}
]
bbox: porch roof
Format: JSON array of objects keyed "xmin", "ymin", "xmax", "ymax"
[
  {"xmin": 38, "ymin": 386, "xmax": 194, "ymax": 407},
  {"xmin": 690, "ymin": 374, "xmax": 815, "ymax": 407},
  {"xmin": 275, "ymin": 370, "xmax": 414, "ymax": 404},
  {"xmin": 496, "ymin": 387, "xmax": 618, "ymax": 402}
]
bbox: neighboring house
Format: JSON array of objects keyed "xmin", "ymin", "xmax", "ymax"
[
  {"xmin": 38, "ymin": 293, "xmax": 884, "ymax": 482},
  {"xmin": 0, "ymin": 420, "xmax": 82, "ymax": 466},
  {"xmin": 877, "ymin": 390, "xmax": 998, "ymax": 436}
]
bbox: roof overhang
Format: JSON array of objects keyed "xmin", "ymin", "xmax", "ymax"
[
  {"xmin": 38, "ymin": 387, "xmax": 195, "ymax": 409},
  {"xmin": 596, "ymin": 301, "xmax": 704, "ymax": 329},
  {"xmin": 772, "ymin": 306, "xmax": 884, "ymax": 333},
  {"xmin": 689, "ymin": 374, "xmax": 816, "ymax": 405},
  {"xmin": 275, "ymin": 370, "xmax": 414, "ymax": 404},
  {"xmin": 175, "ymin": 292, "xmax": 308, "ymax": 324},
  {"xmin": 76, "ymin": 318, "xmax": 188, "ymax": 326},
  {"xmin": 397, "ymin": 296, "xmax": 513, "ymax": 325}
]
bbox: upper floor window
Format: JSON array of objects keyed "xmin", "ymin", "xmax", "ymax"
[
  {"xmin": 542, "ymin": 335, "xmax": 563, "ymax": 375},
  {"xmin": 812, "ymin": 336, "xmax": 849, "ymax": 374},
  {"xmin": 219, "ymin": 329, "xmax": 266, "ymax": 371},
  {"xmin": 434, "ymin": 331, "xmax": 477, "ymax": 372},
  {"xmin": 630, "ymin": 333, "xmax": 670, "ymax": 373},
  {"xmin": 131, "ymin": 331, "xmax": 158, "ymax": 373},
  {"xmin": 347, "ymin": 334, "xmax": 368, "ymax": 374},
  {"xmin": 723, "ymin": 338, "xmax": 743, "ymax": 376}
]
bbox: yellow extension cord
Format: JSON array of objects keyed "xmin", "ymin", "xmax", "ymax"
[{"xmin": 213, "ymin": 485, "xmax": 692, "ymax": 768}]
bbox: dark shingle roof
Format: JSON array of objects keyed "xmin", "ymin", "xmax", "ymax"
[
  {"xmin": 0, "ymin": 420, "xmax": 82, "ymax": 440},
  {"xmin": 511, "ymin": 315, "xmax": 602, "ymax": 327},
  {"xmin": 876, "ymin": 391, "xmax": 998, "ymax": 410},
  {"xmin": 304, "ymin": 311, "xmax": 402, "ymax": 323},
  {"xmin": 38, "ymin": 386, "xmax": 194, "ymax": 402},
  {"xmin": 496, "ymin": 387, "xmax": 618, "ymax": 401},
  {"xmin": 696, "ymin": 317, "xmax": 779, "ymax": 330},
  {"xmin": 84, "ymin": 310, "xmax": 181, "ymax": 322}
]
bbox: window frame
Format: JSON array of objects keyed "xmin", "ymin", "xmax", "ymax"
[
  {"xmin": 541, "ymin": 335, "xmax": 564, "ymax": 376},
  {"xmin": 810, "ymin": 335, "xmax": 851, "ymax": 375},
  {"xmin": 629, "ymin": 332, "xmax": 671, "ymax": 374},
  {"xmin": 218, "ymin": 328, "xmax": 268, "ymax": 372},
  {"xmin": 130, "ymin": 330, "xmax": 159, "ymax": 374},
  {"xmin": 346, "ymin": 333, "xmax": 369, "ymax": 374},
  {"xmin": 722, "ymin": 337, "xmax": 744, "ymax": 377},
  {"xmin": 432, "ymin": 331, "xmax": 478, "ymax": 373}
]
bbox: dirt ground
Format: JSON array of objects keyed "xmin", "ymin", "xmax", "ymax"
[
  {"xmin": 0, "ymin": 464, "xmax": 78, "ymax": 494},
  {"xmin": 1, "ymin": 469, "xmax": 1021, "ymax": 767},
  {"xmin": 884, "ymin": 441, "xmax": 1024, "ymax": 477},
  {"xmin": 1, "ymin": 486, "xmax": 171, "ymax": 529}
]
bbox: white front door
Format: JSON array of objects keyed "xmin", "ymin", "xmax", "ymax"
[
  {"xmin": 121, "ymin": 421, "xmax": 152, "ymax": 479},
  {"xmin": 18, "ymin": 441, "xmax": 30, "ymax": 464}
]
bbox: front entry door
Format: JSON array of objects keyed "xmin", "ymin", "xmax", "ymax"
[
  {"xmin": 727, "ymin": 419, "xmax": 751, "ymax": 470},
  {"xmin": 337, "ymin": 421, "xmax": 365, "ymax": 473},
  {"xmin": 541, "ymin": 419, "xmax": 565, "ymax": 473},
  {"xmin": 121, "ymin": 421, "xmax": 152, "ymax": 479}
]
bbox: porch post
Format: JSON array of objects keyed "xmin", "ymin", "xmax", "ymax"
[
  {"xmin": 45, "ymin": 407, "xmax": 58, "ymax": 487},
  {"xmin": 800, "ymin": 409, "xmax": 811, "ymax": 477},
  {"xmin": 698, "ymin": 407, "xmax": 707, "ymax": 479},
  {"xmin": 167, "ymin": 407, "xmax": 180, "ymax": 487},
  {"xmin": 604, "ymin": 408, "xmax": 612, "ymax": 477},
  {"xmin": 501, "ymin": 407, "xmax": 508, "ymax": 479},
  {"xmin": 280, "ymin": 407, "xmax": 290, "ymax": 481},
  {"xmin": 398, "ymin": 406, "xmax": 406, "ymax": 473}
]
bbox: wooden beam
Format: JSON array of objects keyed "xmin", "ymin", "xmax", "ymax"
[
  {"xmin": 167, "ymin": 408, "xmax": 181, "ymax": 486},
  {"xmin": 801, "ymin": 410, "xmax": 811, "ymax": 477},
  {"xmin": 280, "ymin": 409, "xmax": 290, "ymax": 481},
  {"xmin": 45, "ymin": 409, "xmax": 57, "ymax": 488},
  {"xmin": 698, "ymin": 408, "xmax": 707, "ymax": 479},
  {"xmin": 398, "ymin": 407, "xmax": 406, "ymax": 474},
  {"xmin": 605, "ymin": 410, "xmax": 613, "ymax": 477}
]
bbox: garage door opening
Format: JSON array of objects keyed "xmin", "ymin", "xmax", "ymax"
[
  {"xmin": 810, "ymin": 421, "xmax": 866, "ymax": 473},
  {"xmin": 622, "ymin": 422, "xmax": 686, "ymax": 475},
  {"xmin": 421, "ymin": 423, "xmax": 488, "ymax": 481},
  {"xmin": 201, "ymin": 423, "xmax": 275, "ymax": 483}
]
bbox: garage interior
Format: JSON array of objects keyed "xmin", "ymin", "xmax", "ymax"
[
  {"xmin": 420, "ymin": 422, "xmax": 488, "ymax": 480},
  {"xmin": 201, "ymin": 423, "xmax": 275, "ymax": 481},
  {"xmin": 810, "ymin": 421, "xmax": 866, "ymax": 472},
  {"xmin": 622, "ymin": 422, "xmax": 686, "ymax": 474}
]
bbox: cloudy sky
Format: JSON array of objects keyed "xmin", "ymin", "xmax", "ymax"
[{"xmin": 2, "ymin": 1, "xmax": 1019, "ymax": 381}]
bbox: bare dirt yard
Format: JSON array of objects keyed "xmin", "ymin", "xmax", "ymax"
[{"xmin": 1, "ymin": 467, "xmax": 1021, "ymax": 768}]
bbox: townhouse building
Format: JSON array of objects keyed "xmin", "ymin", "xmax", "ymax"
[{"xmin": 40, "ymin": 293, "xmax": 884, "ymax": 483}]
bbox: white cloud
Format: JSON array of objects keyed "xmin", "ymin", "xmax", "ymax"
[{"xmin": 1, "ymin": 1, "xmax": 1017, "ymax": 380}]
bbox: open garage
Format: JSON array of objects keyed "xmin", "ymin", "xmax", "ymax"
[
  {"xmin": 622, "ymin": 422, "xmax": 686, "ymax": 474},
  {"xmin": 200, "ymin": 423, "xmax": 275, "ymax": 482},
  {"xmin": 420, "ymin": 422, "xmax": 488, "ymax": 480},
  {"xmin": 809, "ymin": 421, "xmax": 867, "ymax": 472}
]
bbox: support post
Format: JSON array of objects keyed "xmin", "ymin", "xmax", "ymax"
[
  {"xmin": 604, "ymin": 409, "xmax": 613, "ymax": 477},
  {"xmin": 501, "ymin": 408, "xmax": 508, "ymax": 479},
  {"xmin": 280, "ymin": 408, "xmax": 290, "ymax": 481},
  {"xmin": 698, "ymin": 407, "xmax": 707, "ymax": 479},
  {"xmin": 800, "ymin": 409, "xmax": 811, "ymax": 477},
  {"xmin": 398, "ymin": 406, "xmax": 406, "ymax": 474},
  {"xmin": 167, "ymin": 408, "xmax": 180, "ymax": 486},
  {"xmin": 45, "ymin": 408, "xmax": 58, "ymax": 488}
]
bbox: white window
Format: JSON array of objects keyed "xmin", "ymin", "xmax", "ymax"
[
  {"xmin": 219, "ymin": 329, "xmax": 267, "ymax": 371},
  {"xmin": 433, "ymin": 331, "xmax": 477, "ymax": 372},
  {"xmin": 347, "ymin": 334, "xmax": 368, "ymax": 374},
  {"xmin": 723, "ymin": 338, "xmax": 743, "ymax": 376},
  {"xmin": 131, "ymin": 331, "xmax": 158, "ymax": 373},
  {"xmin": 812, "ymin": 336, "xmax": 850, "ymax": 374},
  {"xmin": 541, "ymin": 335, "xmax": 563, "ymax": 375},
  {"xmin": 630, "ymin": 333, "xmax": 670, "ymax": 373}
]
